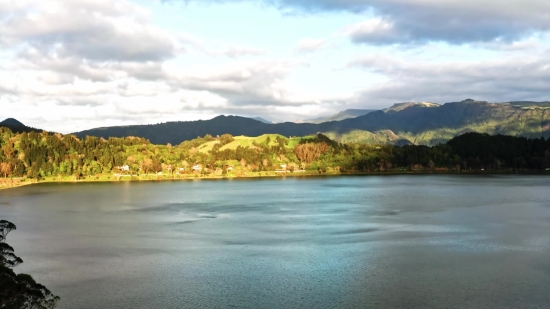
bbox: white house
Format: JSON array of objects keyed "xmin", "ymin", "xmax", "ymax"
[
  {"xmin": 116, "ymin": 165, "xmax": 130, "ymax": 171},
  {"xmin": 192, "ymin": 164, "xmax": 202, "ymax": 171}
]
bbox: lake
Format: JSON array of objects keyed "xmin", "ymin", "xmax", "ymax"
[{"xmin": 1, "ymin": 175, "xmax": 550, "ymax": 308}]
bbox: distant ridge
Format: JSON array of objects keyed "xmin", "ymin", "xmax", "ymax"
[
  {"xmin": 507, "ymin": 101, "xmax": 550, "ymax": 108},
  {"xmin": 0, "ymin": 118, "xmax": 45, "ymax": 134},
  {"xmin": 250, "ymin": 117, "xmax": 273, "ymax": 124},
  {"xmin": 0, "ymin": 118, "xmax": 25, "ymax": 127},
  {"xmin": 305, "ymin": 109, "xmax": 375, "ymax": 123},
  {"xmin": 73, "ymin": 99, "xmax": 550, "ymax": 145}
]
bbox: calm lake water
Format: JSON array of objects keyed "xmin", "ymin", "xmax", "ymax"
[{"xmin": 1, "ymin": 175, "xmax": 550, "ymax": 308}]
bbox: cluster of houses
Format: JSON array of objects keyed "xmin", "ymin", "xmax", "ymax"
[{"xmin": 114, "ymin": 163, "xmax": 235, "ymax": 175}]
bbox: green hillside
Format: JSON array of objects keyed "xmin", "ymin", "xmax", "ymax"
[
  {"xmin": 2, "ymin": 114, "xmax": 550, "ymax": 192},
  {"xmin": 2, "ymin": 127, "xmax": 550, "ymax": 190},
  {"xmin": 323, "ymin": 99, "xmax": 550, "ymax": 145},
  {"xmin": 196, "ymin": 134, "xmax": 307, "ymax": 153}
]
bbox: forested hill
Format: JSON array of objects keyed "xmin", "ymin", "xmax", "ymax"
[
  {"xmin": 0, "ymin": 118, "xmax": 44, "ymax": 134},
  {"xmin": 323, "ymin": 99, "xmax": 550, "ymax": 145},
  {"xmin": 75, "ymin": 116, "xmax": 320, "ymax": 145},
  {"xmin": 0, "ymin": 128, "xmax": 549, "ymax": 182},
  {"xmin": 72, "ymin": 99, "xmax": 550, "ymax": 145}
]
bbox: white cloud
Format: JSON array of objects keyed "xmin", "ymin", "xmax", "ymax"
[
  {"xmin": 347, "ymin": 51, "xmax": 550, "ymax": 105},
  {"xmin": 1, "ymin": 0, "xmax": 335, "ymax": 132},
  {"xmin": 295, "ymin": 38, "xmax": 327, "ymax": 52},
  {"xmin": 167, "ymin": 59, "xmax": 299, "ymax": 103},
  {"xmin": 190, "ymin": 0, "xmax": 550, "ymax": 44},
  {"xmin": 177, "ymin": 34, "xmax": 266, "ymax": 58},
  {"xmin": 217, "ymin": 46, "xmax": 266, "ymax": 58},
  {"xmin": 1, "ymin": 0, "xmax": 177, "ymax": 62},
  {"xmin": 2, "ymin": 0, "xmax": 549, "ymax": 134},
  {"xmin": 346, "ymin": 19, "xmax": 402, "ymax": 45}
]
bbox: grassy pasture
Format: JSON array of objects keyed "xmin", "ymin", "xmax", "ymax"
[{"xmin": 185, "ymin": 134, "xmax": 313, "ymax": 153}]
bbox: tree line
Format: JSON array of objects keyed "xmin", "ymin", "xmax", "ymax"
[{"xmin": 1, "ymin": 126, "xmax": 550, "ymax": 180}]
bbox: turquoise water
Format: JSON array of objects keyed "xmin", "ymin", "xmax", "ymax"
[{"xmin": 1, "ymin": 175, "xmax": 550, "ymax": 308}]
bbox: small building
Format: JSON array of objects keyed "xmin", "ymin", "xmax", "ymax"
[
  {"xmin": 116, "ymin": 165, "xmax": 130, "ymax": 171},
  {"xmin": 192, "ymin": 164, "xmax": 202, "ymax": 171}
]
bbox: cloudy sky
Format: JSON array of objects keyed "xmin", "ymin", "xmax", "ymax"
[{"xmin": 1, "ymin": 0, "xmax": 550, "ymax": 133}]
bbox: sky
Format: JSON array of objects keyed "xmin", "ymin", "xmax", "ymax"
[{"xmin": 1, "ymin": 0, "xmax": 550, "ymax": 133}]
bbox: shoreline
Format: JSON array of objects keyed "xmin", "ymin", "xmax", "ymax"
[{"xmin": 1, "ymin": 170, "xmax": 549, "ymax": 191}]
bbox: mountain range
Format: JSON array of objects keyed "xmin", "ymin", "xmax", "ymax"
[{"xmin": 3, "ymin": 99, "xmax": 550, "ymax": 145}]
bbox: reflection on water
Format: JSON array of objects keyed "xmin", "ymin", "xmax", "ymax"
[{"xmin": 1, "ymin": 175, "xmax": 550, "ymax": 308}]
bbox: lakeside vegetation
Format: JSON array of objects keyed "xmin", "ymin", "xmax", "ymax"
[{"xmin": 1, "ymin": 125, "xmax": 550, "ymax": 189}]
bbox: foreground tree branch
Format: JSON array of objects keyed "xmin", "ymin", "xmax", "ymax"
[{"xmin": 0, "ymin": 220, "xmax": 59, "ymax": 309}]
